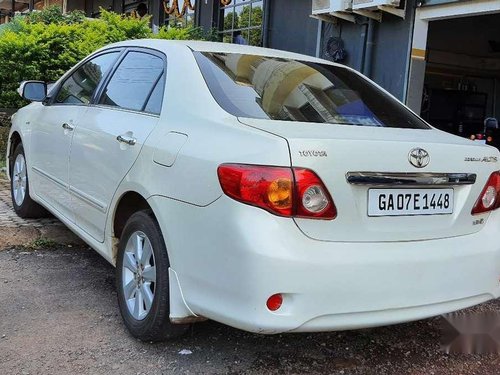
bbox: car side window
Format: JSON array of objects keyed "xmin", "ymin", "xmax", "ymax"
[
  {"xmin": 99, "ymin": 51, "xmax": 165, "ymax": 113},
  {"xmin": 55, "ymin": 52, "xmax": 119, "ymax": 105},
  {"xmin": 143, "ymin": 74, "xmax": 165, "ymax": 115}
]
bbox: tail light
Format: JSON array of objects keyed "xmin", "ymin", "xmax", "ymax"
[
  {"xmin": 217, "ymin": 164, "xmax": 336, "ymax": 220},
  {"xmin": 471, "ymin": 171, "xmax": 500, "ymax": 215}
]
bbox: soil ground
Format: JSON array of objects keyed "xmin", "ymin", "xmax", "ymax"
[{"xmin": 0, "ymin": 245, "xmax": 499, "ymax": 375}]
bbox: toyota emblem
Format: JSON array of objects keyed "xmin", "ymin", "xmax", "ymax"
[{"xmin": 408, "ymin": 148, "xmax": 430, "ymax": 168}]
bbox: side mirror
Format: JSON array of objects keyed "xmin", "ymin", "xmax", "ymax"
[
  {"xmin": 18, "ymin": 81, "xmax": 47, "ymax": 102},
  {"xmin": 484, "ymin": 117, "xmax": 498, "ymax": 130}
]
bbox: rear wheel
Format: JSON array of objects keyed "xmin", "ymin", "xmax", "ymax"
[
  {"xmin": 116, "ymin": 210, "xmax": 189, "ymax": 341},
  {"xmin": 10, "ymin": 143, "xmax": 47, "ymax": 218}
]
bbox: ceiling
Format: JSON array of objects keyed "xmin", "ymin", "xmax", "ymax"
[{"xmin": 427, "ymin": 12, "xmax": 500, "ymax": 57}]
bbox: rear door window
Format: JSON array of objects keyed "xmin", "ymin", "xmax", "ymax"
[
  {"xmin": 99, "ymin": 51, "xmax": 165, "ymax": 113},
  {"xmin": 194, "ymin": 52, "xmax": 430, "ymax": 129}
]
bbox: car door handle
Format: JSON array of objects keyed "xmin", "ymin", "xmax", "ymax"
[
  {"xmin": 116, "ymin": 134, "xmax": 137, "ymax": 146},
  {"xmin": 62, "ymin": 123, "xmax": 74, "ymax": 131}
]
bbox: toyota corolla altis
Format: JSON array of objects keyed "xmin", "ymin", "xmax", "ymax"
[{"xmin": 7, "ymin": 40, "xmax": 500, "ymax": 341}]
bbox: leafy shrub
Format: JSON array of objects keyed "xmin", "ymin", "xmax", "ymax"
[
  {"xmin": 0, "ymin": 126, "xmax": 9, "ymax": 168},
  {"xmin": 0, "ymin": 6, "xmax": 209, "ymax": 109},
  {"xmin": 154, "ymin": 25, "xmax": 218, "ymax": 41},
  {"xmin": 25, "ymin": 5, "xmax": 86, "ymax": 25}
]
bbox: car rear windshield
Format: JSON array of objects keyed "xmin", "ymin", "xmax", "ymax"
[{"xmin": 194, "ymin": 52, "xmax": 430, "ymax": 129}]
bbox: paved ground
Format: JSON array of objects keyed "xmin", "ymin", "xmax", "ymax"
[
  {"xmin": 0, "ymin": 176, "xmax": 82, "ymax": 248},
  {"xmin": 0, "ymin": 178, "xmax": 60, "ymax": 228},
  {"xmin": 0, "ymin": 174, "xmax": 499, "ymax": 374}
]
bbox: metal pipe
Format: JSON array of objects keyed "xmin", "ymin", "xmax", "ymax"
[
  {"xmin": 151, "ymin": 0, "xmax": 160, "ymax": 33},
  {"xmin": 363, "ymin": 18, "xmax": 375, "ymax": 78},
  {"xmin": 262, "ymin": 0, "xmax": 271, "ymax": 48},
  {"xmin": 403, "ymin": 3, "xmax": 416, "ymax": 104},
  {"xmin": 315, "ymin": 19, "xmax": 322, "ymax": 58},
  {"xmin": 358, "ymin": 21, "xmax": 368, "ymax": 73}
]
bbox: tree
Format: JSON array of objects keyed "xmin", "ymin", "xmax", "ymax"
[
  {"xmin": 224, "ymin": 10, "xmax": 239, "ymax": 31},
  {"xmin": 238, "ymin": 5, "xmax": 263, "ymax": 46}
]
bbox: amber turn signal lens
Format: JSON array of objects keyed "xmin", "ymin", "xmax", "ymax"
[{"xmin": 267, "ymin": 178, "xmax": 292, "ymax": 210}]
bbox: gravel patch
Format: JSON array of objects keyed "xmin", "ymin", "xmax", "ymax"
[{"xmin": 0, "ymin": 246, "xmax": 498, "ymax": 375}]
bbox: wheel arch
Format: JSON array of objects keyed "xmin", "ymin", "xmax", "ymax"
[
  {"xmin": 111, "ymin": 190, "xmax": 199, "ymax": 324},
  {"xmin": 8, "ymin": 131, "xmax": 22, "ymax": 178},
  {"xmin": 112, "ymin": 190, "xmax": 152, "ymax": 241}
]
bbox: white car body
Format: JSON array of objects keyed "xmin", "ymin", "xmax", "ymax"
[{"xmin": 7, "ymin": 40, "xmax": 500, "ymax": 334}]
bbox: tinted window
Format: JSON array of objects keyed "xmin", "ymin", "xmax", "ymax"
[
  {"xmin": 55, "ymin": 52, "xmax": 119, "ymax": 104},
  {"xmin": 143, "ymin": 75, "xmax": 165, "ymax": 115},
  {"xmin": 99, "ymin": 51, "xmax": 164, "ymax": 112},
  {"xmin": 194, "ymin": 52, "xmax": 430, "ymax": 129}
]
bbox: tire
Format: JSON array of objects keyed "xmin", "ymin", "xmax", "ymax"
[
  {"xmin": 116, "ymin": 210, "xmax": 189, "ymax": 342},
  {"xmin": 10, "ymin": 143, "xmax": 47, "ymax": 218}
]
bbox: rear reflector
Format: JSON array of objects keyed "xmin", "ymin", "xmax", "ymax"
[
  {"xmin": 217, "ymin": 164, "xmax": 336, "ymax": 219},
  {"xmin": 472, "ymin": 171, "xmax": 500, "ymax": 215},
  {"xmin": 266, "ymin": 294, "xmax": 283, "ymax": 311}
]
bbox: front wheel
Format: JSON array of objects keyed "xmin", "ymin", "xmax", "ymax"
[
  {"xmin": 116, "ymin": 210, "xmax": 189, "ymax": 342},
  {"xmin": 10, "ymin": 143, "xmax": 47, "ymax": 218}
]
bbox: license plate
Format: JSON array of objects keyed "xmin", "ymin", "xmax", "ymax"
[{"xmin": 368, "ymin": 188, "xmax": 454, "ymax": 217}]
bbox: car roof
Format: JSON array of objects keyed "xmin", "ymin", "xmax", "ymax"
[{"xmin": 104, "ymin": 39, "xmax": 335, "ymax": 66}]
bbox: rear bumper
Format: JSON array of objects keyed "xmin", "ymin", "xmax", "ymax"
[{"xmin": 150, "ymin": 195, "xmax": 500, "ymax": 334}]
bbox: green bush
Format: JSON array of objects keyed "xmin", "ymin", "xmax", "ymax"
[
  {"xmin": 154, "ymin": 25, "xmax": 218, "ymax": 41},
  {"xmin": 0, "ymin": 126, "xmax": 9, "ymax": 168},
  {"xmin": 0, "ymin": 6, "xmax": 210, "ymax": 109}
]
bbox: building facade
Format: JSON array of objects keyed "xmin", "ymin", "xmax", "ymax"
[
  {"xmin": 311, "ymin": 0, "xmax": 500, "ymax": 139},
  {"xmin": 197, "ymin": 0, "xmax": 500, "ymax": 139},
  {"xmin": 1, "ymin": 0, "xmax": 499, "ymax": 138}
]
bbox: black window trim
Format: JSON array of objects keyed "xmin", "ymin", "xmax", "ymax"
[
  {"xmin": 92, "ymin": 47, "xmax": 168, "ymax": 117},
  {"xmin": 141, "ymin": 71, "xmax": 165, "ymax": 113},
  {"xmin": 46, "ymin": 47, "xmax": 125, "ymax": 107}
]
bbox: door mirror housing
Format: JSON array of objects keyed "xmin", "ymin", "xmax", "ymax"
[{"xmin": 18, "ymin": 81, "xmax": 47, "ymax": 102}]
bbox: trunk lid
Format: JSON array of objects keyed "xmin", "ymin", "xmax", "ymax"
[{"xmin": 239, "ymin": 118, "xmax": 500, "ymax": 242}]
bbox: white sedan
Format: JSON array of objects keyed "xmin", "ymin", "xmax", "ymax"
[{"xmin": 7, "ymin": 40, "xmax": 500, "ymax": 341}]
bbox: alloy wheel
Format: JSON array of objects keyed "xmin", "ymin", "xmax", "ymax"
[
  {"xmin": 12, "ymin": 154, "xmax": 27, "ymax": 207},
  {"xmin": 121, "ymin": 231, "xmax": 157, "ymax": 321}
]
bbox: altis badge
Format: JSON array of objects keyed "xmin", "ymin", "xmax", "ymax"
[{"xmin": 464, "ymin": 156, "xmax": 498, "ymax": 162}]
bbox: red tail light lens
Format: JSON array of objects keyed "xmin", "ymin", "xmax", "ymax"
[
  {"xmin": 472, "ymin": 171, "xmax": 500, "ymax": 215},
  {"xmin": 217, "ymin": 164, "xmax": 336, "ymax": 220},
  {"xmin": 217, "ymin": 164, "xmax": 293, "ymax": 216}
]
